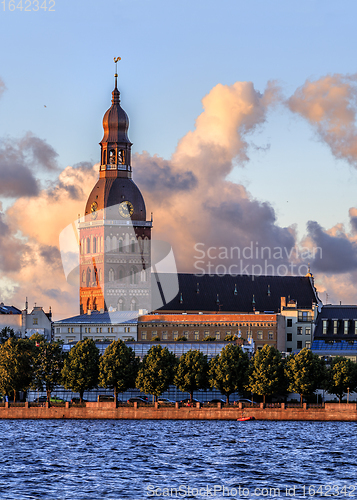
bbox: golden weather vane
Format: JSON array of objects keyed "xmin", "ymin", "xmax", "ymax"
[{"xmin": 114, "ymin": 57, "xmax": 121, "ymax": 88}]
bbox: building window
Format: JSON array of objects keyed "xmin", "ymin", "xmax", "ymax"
[
  {"xmin": 142, "ymin": 332, "xmax": 147, "ymax": 340},
  {"xmin": 109, "ymin": 268, "xmax": 115, "ymax": 282},
  {"xmin": 56, "ymin": 328, "xmax": 60, "ymax": 334},
  {"xmin": 216, "ymin": 332, "xmax": 220, "ymax": 340},
  {"xmin": 151, "ymin": 331, "xmax": 157, "ymax": 339},
  {"xmin": 287, "ymin": 333, "xmax": 292, "ymax": 342},
  {"xmin": 333, "ymin": 320, "xmax": 338, "ymax": 335},
  {"xmin": 268, "ymin": 332, "xmax": 274, "ymax": 340},
  {"xmin": 355, "ymin": 320, "xmax": 357, "ymax": 335},
  {"xmin": 305, "ymin": 327, "xmax": 311, "ymax": 336},
  {"xmin": 257, "ymin": 331, "xmax": 263, "ymax": 340},
  {"xmin": 204, "ymin": 331, "xmax": 209, "ymax": 338},
  {"xmin": 344, "ymin": 320, "xmax": 349, "ymax": 335},
  {"xmin": 297, "ymin": 341, "xmax": 302, "ymax": 349},
  {"xmin": 162, "ymin": 331, "xmax": 168, "ymax": 340},
  {"xmin": 124, "ymin": 327, "xmax": 131, "ymax": 333},
  {"xmin": 297, "ymin": 327, "xmax": 302, "ymax": 335},
  {"xmin": 107, "ymin": 327, "xmax": 114, "ymax": 333},
  {"xmin": 173, "ymin": 331, "xmax": 178, "ymax": 340},
  {"xmin": 194, "ymin": 331, "xmax": 199, "ymax": 340},
  {"xmin": 323, "ymin": 320, "xmax": 327, "ymax": 334},
  {"xmin": 68, "ymin": 327, "xmax": 71, "ymax": 333},
  {"xmin": 287, "ymin": 347, "xmax": 292, "ymax": 352},
  {"xmin": 33, "ymin": 318, "xmax": 38, "ymax": 325},
  {"xmin": 287, "ymin": 319, "xmax": 292, "ymax": 328},
  {"xmin": 305, "ymin": 341, "xmax": 311, "ymax": 349}
]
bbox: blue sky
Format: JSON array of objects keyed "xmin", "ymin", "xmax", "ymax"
[
  {"xmin": 1, "ymin": 0, "xmax": 356, "ymax": 235},
  {"xmin": 1, "ymin": 0, "xmax": 357, "ymax": 313}
]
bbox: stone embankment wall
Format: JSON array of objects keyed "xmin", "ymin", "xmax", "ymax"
[{"xmin": 0, "ymin": 402, "xmax": 356, "ymax": 421}]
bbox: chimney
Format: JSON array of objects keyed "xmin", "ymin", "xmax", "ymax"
[
  {"xmin": 87, "ymin": 310, "xmax": 91, "ymax": 316},
  {"xmin": 281, "ymin": 297, "xmax": 286, "ymax": 309}
]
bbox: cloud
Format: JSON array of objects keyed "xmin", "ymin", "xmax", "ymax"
[
  {"xmin": 287, "ymin": 74, "xmax": 357, "ymax": 166},
  {"xmin": 135, "ymin": 80, "xmax": 295, "ymax": 272},
  {"xmin": 0, "ymin": 132, "xmax": 59, "ymax": 198}
]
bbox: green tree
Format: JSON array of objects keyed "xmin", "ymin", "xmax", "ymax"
[
  {"xmin": 0, "ymin": 327, "xmax": 15, "ymax": 344},
  {"xmin": 174, "ymin": 350, "xmax": 209, "ymax": 402},
  {"xmin": 285, "ymin": 348, "xmax": 326, "ymax": 404},
  {"xmin": 31, "ymin": 337, "xmax": 64, "ymax": 402},
  {"xmin": 175, "ymin": 336, "xmax": 187, "ymax": 342},
  {"xmin": 61, "ymin": 338, "xmax": 100, "ymax": 402},
  {"xmin": 0, "ymin": 338, "xmax": 35, "ymax": 402},
  {"xmin": 325, "ymin": 356, "xmax": 357, "ymax": 403},
  {"xmin": 209, "ymin": 344, "xmax": 250, "ymax": 404},
  {"xmin": 203, "ymin": 336, "xmax": 216, "ymax": 342},
  {"xmin": 224, "ymin": 334, "xmax": 237, "ymax": 341},
  {"xmin": 249, "ymin": 345, "xmax": 286, "ymax": 404},
  {"xmin": 136, "ymin": 345, "xmax": 177, "ymax": 401},
  {"xmin": 99, "ymin": 340, "xmax": 138, "ymax": 402}
]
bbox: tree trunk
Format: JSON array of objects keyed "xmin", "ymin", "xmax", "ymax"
[
  {"xmin": 190, "ymin": 390, "xmax": 193, "ymax": 403},
  {"xmin": 80, "ymin": 391, "xmax": 84, "ymax": 403},
  {"xmin": 13, "ymin": 390, "xmax": 16, "ymax": 403},
  {"xmin": 226, "ymin": 395, "xmax": 229, "ymax": 405},
  {"xmin": 46, "ymin": 389, "xmax": 51, "ymax": 402},
  {"xmin": 263, "ymin": 394, "xmax": 266, "ymax": 405},
  {"xmin": 300, "ymin": 394, "xmax": 303, "ymax": 406},
  {"xmin": 114, "ymin": 386, "xmax": 117, "ymax": 403}
]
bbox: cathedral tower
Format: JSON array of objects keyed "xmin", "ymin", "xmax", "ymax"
[{"xmin": 79, "ymin": 70, "xmax": 152, "ymax": 314}]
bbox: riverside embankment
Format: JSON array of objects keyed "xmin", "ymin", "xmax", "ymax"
[{"xmin": 0, "ymin": 402, "xmax": 356, "ymax": 420}]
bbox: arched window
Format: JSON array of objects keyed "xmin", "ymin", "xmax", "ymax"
[
  {"xmin": 118, "ymin": 238, "xmax": 123, "ymax": 253},
  {"xmin": 118, "ymin": 268, "xmax": 124, "ymax": 282},
  {"xmin": 131, "ymin": 239, "xmax": 136, "ymax": 253},
  {"xmin": 86, "ymin": 237, "xmax": 91, "ymax": 254},
  {"xmin": 93, "ymin": 237, "xmax": 97, "ymax": 254},
  {"xmin": 112, "ymin": 235, "xmax": 117, "ymax": 252},
  {"xmin": 82, "ymin": 270, "xmax": 86, "ymax": 283},
  {"xmin": 106, "ymin": 236, "xmax": 111, "ymax": 253},
  {"xmin": 86, "ymin": 298, "xmax": 91, "ymax": 311},
  {"xmin": 99, "ymin": 269, "xmax": 102, "ymax": 283},
  {"xmin": 124, "ymin": 233, "xmax": 129, "ymax": 253},
  {"xmin": 109, "ymin": 149, "xmax": 116, "ymax": 164},
  {"xmin": 86, "ymin": 268, "xmax": 91, "ymax": 287},
  {"xmin": 109, "ymin": 268, "xmax": 115, "ymax": 282},
  {"xmin": 93, "ymin": 298, "xmax": 97, "ymax": 311},
  {"xmin": 137, "ymin": 236, "xmax": 143, "ymax": 253},
  {"xmin": 130, "ymin": 266, "xmax": 138, "ymax": 285},
  {"xmin": 144, "ymin": 236, "xmax": 149, "ymax": 253},
  {"xmin": 141, "ymin": 269, "xmax": 147, "ymax": 282},
  {"xmin": 103, "ymin": 150, "xmax": 107, "ymax": 165},
  {"xmin": 118, "ymin": 298, "xmax": 125, "ymax": 311},
  {"xmin": 130, "ymin": 298, "xmax": 137, "ymax": 311}
]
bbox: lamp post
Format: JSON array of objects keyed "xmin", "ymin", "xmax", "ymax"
[{"xmin": 347, "ymin": 387, "xmax": 350, "ymax": 404}]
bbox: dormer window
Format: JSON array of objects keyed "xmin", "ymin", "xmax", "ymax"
[
  {"xmin": 333, "ymin": 320, "xmax": 338, "ymax": 335},
  {"xmin": 322, "ymin": 320, "xmax": 328, "ymax": 334},
  {"xmin": 344, "ymin": 320, "xmax": 349, "ymax": 335}
]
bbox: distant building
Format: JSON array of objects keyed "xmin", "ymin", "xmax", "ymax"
[
  {"xmin": 312, "ymin": 305, "xmax": 357, "ymax": 361},
  {"xmin": 138, "ymin": 312, "xmax": 284, "ymax": 352},
  {"xmin": 0, "ymin": 303, "xmax": 22, "ymax": 335},
  {"xmin": 280, "ymin": 297, "xmax": 317, "ymax": 352},
  {"xmin": 53, "ymin": 310, "xmax": 140, "ymax": 343},
  {"xmin": 22, "ymin": 306, "xmax": 52, "ymax": 341}
]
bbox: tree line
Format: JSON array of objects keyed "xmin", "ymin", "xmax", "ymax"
[{"xmin": 0, "ymin": 329, "xmax": 356, "ymax": 404}]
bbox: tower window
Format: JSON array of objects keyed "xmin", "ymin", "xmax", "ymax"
[{"xmin": 109, "ymin": 149, "xmax": 116, "ymax": 164}]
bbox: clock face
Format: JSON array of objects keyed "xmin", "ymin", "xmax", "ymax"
[
  {"xmin": 91, "ymin": 201, "xmax": 98, "ymax": 219},
  {"xmin": 119, "ymin": 200, "xmax": 134, "ymax": 218}
]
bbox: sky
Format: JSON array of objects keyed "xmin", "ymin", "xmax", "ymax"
[{"xmin": 1, "ymin": 0, "xmax": 357, "ymax": 319}]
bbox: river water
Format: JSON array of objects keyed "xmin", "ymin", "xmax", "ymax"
[{"xmin": 0, "ymin": 420, "xmax": 355, "ymax": 500}]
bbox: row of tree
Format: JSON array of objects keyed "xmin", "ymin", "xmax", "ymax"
[{"xmin": 0, "ymin": 332, "xmax": 356, "ymax": 403}]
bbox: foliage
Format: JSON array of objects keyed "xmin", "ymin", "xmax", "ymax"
[
  {"xmin": 0, "ymin": 338, "xmax": 35, "ymax": 401},
  {"xmin": 151, "ymin": 336, "xmax": 161, "ymax": 342},
  {"xmin": 248, "ymin": 345, "xmax": 287, "ymax": 403},
  {"xmin": 31, "ymin": 338, "xmax": 64, "ymax": 401},
  {"xmin": 224, "ymin": 334, "xmax": 237, "ymax": 341},
  {"xmin": 174, "ymin": 350, "xmax": 209, "ymax": 401},
  {"xmin": 209, "ymin": 344, "xmax": 250, "ymax": 404},
  {"xmin": 99, "ymin": 340, "xmax": 138, "ymax": 401},
  {"xmin": 203, "ymin": 336, "xmax": 216, "ymax": 342},
  {"xmin": 61, "ymin": 338, "xmax": 100, "ymax": 402},
  {"xmin": 324, "ymin": 356, "xmax": 357, "ymax": 403},
  {"xmin": 175, "ymin": 336, "xmax": 187, "ymax": 342},
  {"xmin": 136, "ymin": 345, "xmax": 177, "ymax": 400},
  {"xmin": 285, "ymin": 348, "xmax": 326, "ymax": 404},
  {"xmin": 0, "ymin": 327, "xmax": 15, "ymax": 344}
]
